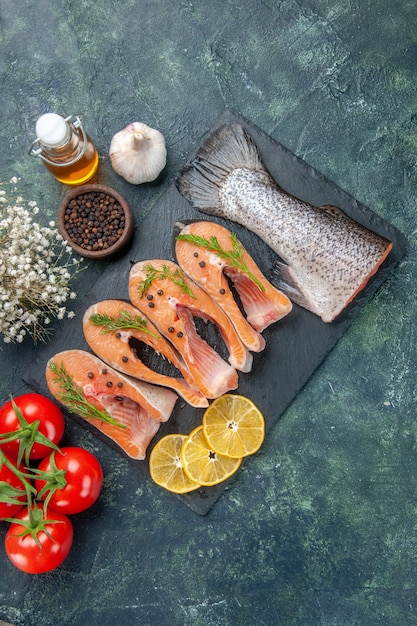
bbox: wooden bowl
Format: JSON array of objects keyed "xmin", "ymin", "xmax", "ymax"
[{"xmin": 58, "ymin": 184, "xmax": 134, "ymax": 259}]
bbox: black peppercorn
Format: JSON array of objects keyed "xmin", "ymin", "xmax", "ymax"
[{"xmin": 63, "ymin": 191, "xmax": 126, "ymax": 252}]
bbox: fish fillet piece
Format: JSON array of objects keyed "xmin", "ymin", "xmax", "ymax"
[
  {"xmin": 176, "ymin": 123, "xmax": 393, "ymax": 323},
  {"xmin": 83, "ymin": 300, "xmax": 208, "ymax": 408},
  {"xmin": 46, "ymin": 350, "xmax": 177, "ymax": 460},
  {"xmin": 128, "ymin": 259, "xmax": 247, "ymax": 398},
  {"xmin": 175, "ymin": 220, "xmax": 292, "ymax": 346}
]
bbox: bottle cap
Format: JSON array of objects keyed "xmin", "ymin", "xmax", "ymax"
[{"xmin": 35, "ymin": 113, "xmax": 70, "ymax": 148}]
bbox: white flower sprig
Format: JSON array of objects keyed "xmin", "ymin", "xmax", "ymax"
[{"xmin": 0, "ymin": 178, "xmax": 83, "ymax": 344}]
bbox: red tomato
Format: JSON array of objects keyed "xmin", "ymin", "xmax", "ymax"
[
  {"xmin": 0, "ymin": 454, "xmax": 27, "ymax": 518},
  {"xmin": 0, "ymin": 393, "xmax": 65, "ymax": 460},
  {"xmin": 35, "ymin": 447, "xmax": 103, "ymax": 515},
  {"xmin": 5, "ymin": 504, "xmax": 73, "ymax": 574}
]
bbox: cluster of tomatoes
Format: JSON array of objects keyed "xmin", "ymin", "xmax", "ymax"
[{"xmin": 0, "ymin": 392, "xmax": 103, "ymax": 574}]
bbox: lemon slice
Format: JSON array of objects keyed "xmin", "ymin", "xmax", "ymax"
[
  {"xmin": 203, "ymin": 394, "xmax": 265, "ymax": 458},
  {"xmin": 149, "ymin": 434, "xmax": 201, "ymax": 494},
  {"xmin": 181, "ymin": 425, "xmax": 242, "ymax": 486}
]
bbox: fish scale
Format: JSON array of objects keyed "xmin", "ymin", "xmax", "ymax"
[
  {"xmin": 176, "ymin": 123, "xmax": 392, "ymax": 323},
  {"xmin": 220, "ymin": 169, "xmax": 391, "ymax": 318}
]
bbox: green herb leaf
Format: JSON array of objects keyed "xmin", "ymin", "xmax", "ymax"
[
  {"xmin": 139, "ymin": 264, "xmax": 197, "ymax": 299},
  {"xmin": 48, "ymin": 360, "xmax": 127, "ymax": 429},
  {"xmin": 89, "ymin": 311, "xmax": 159, "ymax": 338},
  {"xmin": 176, "ymin": 232, "xmax": 266, "ymax": 292}
]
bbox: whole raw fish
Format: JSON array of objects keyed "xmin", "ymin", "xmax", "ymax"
[{"xmin": 176, "ymin": 123, "xmax": 392, "ymax": 322}]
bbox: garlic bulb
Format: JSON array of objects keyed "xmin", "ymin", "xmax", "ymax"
[{"xmin": 109, "ymin": 122, "xmax": 167, "ymax": 184}]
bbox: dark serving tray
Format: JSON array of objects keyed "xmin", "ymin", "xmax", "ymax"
[{"xmin": 24, "ymin": 108, "xmax": 407, "ymax": 515}]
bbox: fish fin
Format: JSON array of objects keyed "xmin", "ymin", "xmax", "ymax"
[
  {"xmin": 270, "ymin": 261, "xmax": 302, "ymax": 299},
  {"xmin": 176, "ymin": 123, "xmax": 265, "ymax": 214},
  {"xmin": 319, "ymin": 204, "xmax": 355, "ymax": 222},
  {"xmin": 270, "ymin": 261, "xmax": 322, "ymax": 318}
]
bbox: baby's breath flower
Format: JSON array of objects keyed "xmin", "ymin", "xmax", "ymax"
[{"xmin": 0, "ymin": 180, "xmax": 83, "ymax": 344}]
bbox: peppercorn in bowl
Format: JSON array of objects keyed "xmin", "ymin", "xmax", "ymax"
[{"xmin": 58, "ymin": 184, "xmax": 134, "ymax": 259}]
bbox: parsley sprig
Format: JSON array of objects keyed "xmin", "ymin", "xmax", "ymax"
[
  {"xmin": 89, "ymin": 311, "xmax": 159, "ymax": 338},
  {"xmin": 48, "ymin": 361, "xmax": 126, "ymax": 429},
  {"xmin": 139, "ymin": 264, "xmax": 196, "ymax": 299},
  {"xmin": 176, "ymin": 232, "xmax": 265, "ymax": 292}
]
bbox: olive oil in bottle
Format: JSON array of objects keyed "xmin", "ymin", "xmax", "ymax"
[{"xmin": 29, "ymin": 113, "xmax": 99, "ymax": 185}]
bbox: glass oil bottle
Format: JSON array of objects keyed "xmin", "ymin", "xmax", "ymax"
[{"xmin": 29, "ymin": 113, "xmax": 99, "ymax": 185}]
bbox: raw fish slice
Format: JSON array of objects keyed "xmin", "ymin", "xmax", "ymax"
[
  {"xmin": 177, "ymin": 304, "xmax": 238, "ymax": 399},
  {"xmin": 175, "ymin": 220, "xmax": 292, "ymax": 341},
  {"xmin": 176, "ymin": 123, "xmax": 393, "ymax": 322},
  {"xmin": 83, "ymin": 300, "xmax": 208, "ymax": 408},
  {"xmin": 129, "ymin": 259, "xmax": 245, "ymax": 398},
  {"xmin": 46, "ymin": 350, "xmax": 177, "ymax": 460}
]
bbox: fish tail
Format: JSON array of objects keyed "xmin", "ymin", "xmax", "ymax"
[{"xmin": 176, "ymin": 123, "xmax": 264, "ymax": 214}]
